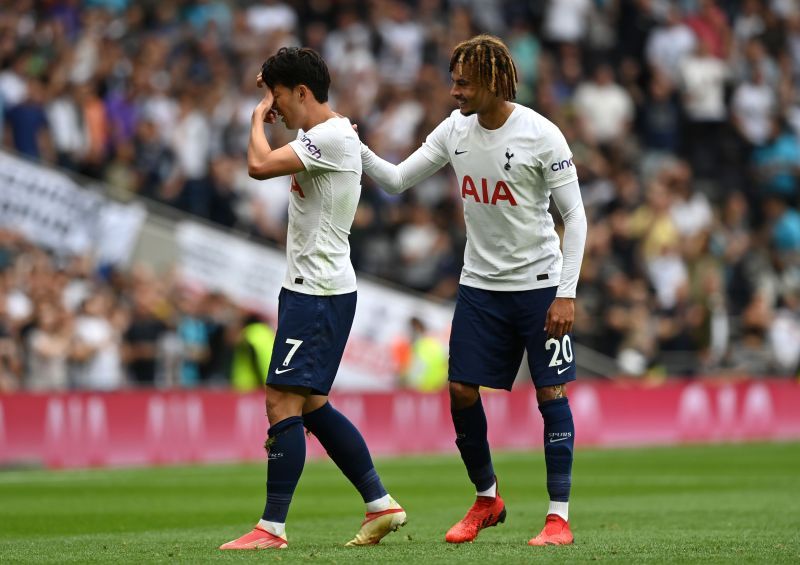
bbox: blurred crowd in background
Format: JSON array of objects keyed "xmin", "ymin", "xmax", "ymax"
[
  {"xmin": 0, "ymin": 229, "xmax": 273, "ymax": 392},
  {"xmin": 1, "ymin": 0, "xmax": 800, "ymax": 391}
]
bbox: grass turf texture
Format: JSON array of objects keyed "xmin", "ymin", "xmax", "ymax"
[{"xmin": 1, "ymin": 443, "xmax": 798, "ymax": 564}]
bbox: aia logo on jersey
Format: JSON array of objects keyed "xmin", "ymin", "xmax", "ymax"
[
  {"xmin": 290, "ymin": 174, "xmax": 305, "ymax": 198},
  {"xmin": 300, "ymin": 134, "xmax": 322, "ymax": 159},
  {"xmin": 461, "ymin": 175, "xmax": 517, "ymax": 206},
  {"xmin": 550, "ymin": 158, "xmax": 573, "ymax": 171}
]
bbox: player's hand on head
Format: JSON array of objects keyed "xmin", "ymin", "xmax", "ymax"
[
  {"xmin": 256, "ymin": 71, "xmax": 264, "ymax": 88},
  {"xmin": 254, "ymin": 88, "xmax": 276, "ymax": 123},
  {"xmin": 544, "ymin": 297, "xmax": 574, "ymax": 339}
]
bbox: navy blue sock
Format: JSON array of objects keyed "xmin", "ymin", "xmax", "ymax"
[
  {"xmin": 539, "ymin": 397, "xmax": 574, "ymax": 502},
  {"xmin": 303, "ymin": 402, "xmax": 388, "ymax": 503},
  {"xmin": 451, "ymin": 397, "xmax": 495, "ymax": 492},
  {"xmin": 262, "ymin": 416, "xmax": 305, "ymax": 523}
]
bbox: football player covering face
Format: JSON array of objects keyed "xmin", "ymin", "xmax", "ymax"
[
  {"xmin": 256, "ymin": 78, "xmax": 314, "ymax": 133},
  {"xmin": 255, "ymin": 74, "xmax": 314, "ymax": 134},
  {"xmin": 359, "ymin": 34, "xmax": 587, "ymax": 548},
  {"xmin": 222, "ymin": 47, "xmax": 407, "ymax": 552}
]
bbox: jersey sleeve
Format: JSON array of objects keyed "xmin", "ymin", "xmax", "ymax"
[
  {"xmin": 536, "ymin": 121, "xmax": 578, "ymax": 189},
  {"xmin": 551, "ymin": 179, "xmax": 587, "ymax": 298},
  {"xmin": 361, "ymin": 143, "xmax": 445, "ymax": 194},
  {"xmin": 289, "ymin": 123, "xmax": 354, "ymax": 174},
  {"xmin": 417, "ymin": 114, "xmax": 453, "ymax": 167}
]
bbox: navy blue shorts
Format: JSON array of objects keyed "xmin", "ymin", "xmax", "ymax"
[
  {"xmin": 266, "ymin": 288, "xmax": 356, "ymax": 395},
  {"xmin": 448, "ymin": 285, "xmax": 577, "ymax": 390}
]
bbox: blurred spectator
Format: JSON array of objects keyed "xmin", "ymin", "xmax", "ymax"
[
  {"xmin": 70, "ymin": 292, "xmax": 123, "ymax": 390},
  {"xmin": 752, "ymin": 118, "xmax": 800, "ymax": 199},
  {"xmin": 728, "ymin": 292, "xmax": 776, "ymax": 374},
  {"xmin": 199, "ymin": 291, "xmax": 237, "ymax": 383},
  {"xmin": 731, "ymin": 65, "xmax": 778, "ymax": 147},
  {"xmin": 768, "ymin": 292, "xmax": 800, "ymax": 375},
  {"xmin": 639, "ymin": 71, "xmax": 683, "ymax": 154},
  {"xmin": 175, "ymin": 291, "xmax": 209, "ymax": 388},
  {"xmin": 0, "ymin": 296, "xmax": 22, "ymax": 392},
  {"xmin": 392, "ymin": 316, "xmax": 448, "ymax": 392},
  {"xmin": 246, "ymin": 0, "xmax": 296, "ymax": 36},
  {"xmin": 132, "ymin": 118, "xmax": 176, "ymax": 200},
  {"xmin": 46, "ymin": 82, "xmax": 85, "ymax": 170},
  {"xmin": 75, "ymin": 82, "xmax": 110, "ymax": 178},
  {"xmin": 230, "ymin": 312, "xmax": 274, "ymax": 392},
  {"xmin": 395, "ymin": 201, "xmax": 450, "ymax": 292},
  {"xmin": 122, "ymin": 287, "xmax": 167, "ymax": 387},
  {"xmin": 376, "ymin": 1, "xmax": 424, "ymax": 88},
  {"xmin": 679, "ymin": 39, "xmax": 730, "ymax": 179},
  {"xmin": 665, "ymin": 160, "xmax": 713, "ymax": 239},
  {"xmin": 684, "ymin": 0, "xmax": 731, "ymax": 60},
  {"xmin": 169, "ymin": 91, "xmax": 212, "ymax": 216},
  {"xmin": 25, "ymin": 301, "xmax": 72, "ymax": 391},
  {"xmin": 542, "ymin": 0, "xmax": 591, "ymax": 46},
  {"xmin": 4, "ymin": 78, "xmax": 52, "ymax": 161},
  {"xmin": 645, "ymin": 5, "xmax": 697, "ymax": 82},
  {"xmin": 573, "ymin": 63, "xmax": 634, "ymax": 146},
  {"xmin": 733, "ymin": 0, "xmax": 767, "ymax": 44},
  {"xmin": 764, "ymin": 193, "xmax": 800, "ymax": 252}
]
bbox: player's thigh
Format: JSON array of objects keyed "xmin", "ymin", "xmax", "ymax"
[
  {"xmin": 515, "ymin": 287, "xmax": 577, "ymax": 387},
  {"xmin": 448, "ymin": 285, "xmax": 524, "ymax": 391},
  {"xmin": 267, "ymin": 289, "xmax": 356, "ymax": 395}
]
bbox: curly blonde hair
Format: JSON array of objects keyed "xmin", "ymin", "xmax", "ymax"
[{"xmin": 449, "ymin": 34, "xmax": 518, "ymax": 101}]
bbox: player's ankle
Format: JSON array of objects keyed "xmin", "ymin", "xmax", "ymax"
[
  {"xmin": 257, "ymin": 519, "xmax": 286, "ymax": 537},
  {"xmin": 365, "ymin": 493, "xmax": 392, "ymax": 513},
  {"xmin": 547, "ymin": 501, "xmax": 569, "ymax": 522},
  {"xmin": 476, "ymin": 480, "xmax": 497, "ymax": 498}
]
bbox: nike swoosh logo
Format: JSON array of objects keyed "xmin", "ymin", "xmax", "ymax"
[
  {"xmin": 274, "ymin": 367, "xmax": 295, "ymax": 375},
  {"xmin": 454, "ymin": 149, "xmax": 467, "ymax": 155},
  {"xmin": 549, "ymin": 437, "xmax": 570, "ymax": 443},
  {"xmin": 557, "ymin": 366, "xmax": 570, "ymax": 375}
]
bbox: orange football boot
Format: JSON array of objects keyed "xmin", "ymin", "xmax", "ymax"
[
  {"xmin": 219, "ymin": 526, "xmax": 288, "ymax": 550},
  {"xmin": 445, "ymin": 491, "xmax": 506, "ymax": 543},
  {"xmin": 528, "ymin": 514, "xmax": 574, "ymax": 546}
]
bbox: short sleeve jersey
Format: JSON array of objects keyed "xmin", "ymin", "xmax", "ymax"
[
  {"xmin": 420, "ymin": 104, "xmax": 577, "ymax": 291},
  {"xmin": 286, "ymin": 116, "xmax": 361, "ymax": 295}
]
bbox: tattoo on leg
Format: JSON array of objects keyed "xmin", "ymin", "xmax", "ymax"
[{"xmin": 551, "ymin": 385, "xmax": 565, "ymax": 399}]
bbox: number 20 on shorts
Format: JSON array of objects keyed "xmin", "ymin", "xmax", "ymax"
[{"xmin": 545, "ymin": 335, "xmax": 573, "ymax": 367}]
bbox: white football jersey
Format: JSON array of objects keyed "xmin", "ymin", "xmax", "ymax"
[
  {"xmin": 419, "ymin": 104, "xmax": 578, "ymax": 291},
  {"xmin": 285, "ymin": 116, "xmax": 361, "ymax": 295}
]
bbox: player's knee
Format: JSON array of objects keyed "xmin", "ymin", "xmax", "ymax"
[
  {"xmin": 265, "ymin": 386, "xmax": 305, "ymax": 424},
  {"xmin": 265, "ymin": 395, "xmax": 285, "ymax": 424},
  {"xmin": 449, "ymin": 381, "xmax": 480, "ymax": 410}
]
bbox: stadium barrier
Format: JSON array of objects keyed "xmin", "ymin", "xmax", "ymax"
[
  {"xmin": 1, "ymin": 379, "xmax": 798, "ymax": 469},
  {"xmin": 0, "ymin": 150, "xmax": 146, "ymax": 264}
]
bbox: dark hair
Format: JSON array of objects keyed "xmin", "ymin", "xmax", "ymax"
[
  {"xmin": 449, "ymin": 34, "xmax": 518, "ymax": 101},
  {"xmin": 262, "ymin": 47, "xmax": 331, "ymax": 103}
]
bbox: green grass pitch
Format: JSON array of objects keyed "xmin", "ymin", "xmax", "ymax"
[{"xmin": 1, "ymin": 443, "xmax": 798, "ymax": 563}]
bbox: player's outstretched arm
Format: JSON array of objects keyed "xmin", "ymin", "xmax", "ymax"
[
  {"xmin": 545, "ymin": 180, "xmax": 587, "ymax": 338},
  {"xmin": 360, "ymin": 143, "xmax": 445, "ymax": 194},
  {"xmin": 248, "ymin": 87, "xmax": 304, "ymax": 180}
]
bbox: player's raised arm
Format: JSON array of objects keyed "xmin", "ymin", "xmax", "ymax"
[
  {"xmin": 359, "ymin": 142, "xmax": 444, "ymax": 194},
  {"xmin": 359, "ymin": 113, "xmax": 453, "ymax": 194},
  {"xmin": 247, "ymin": 73, "xmax": 305, "ymax": 180}
]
